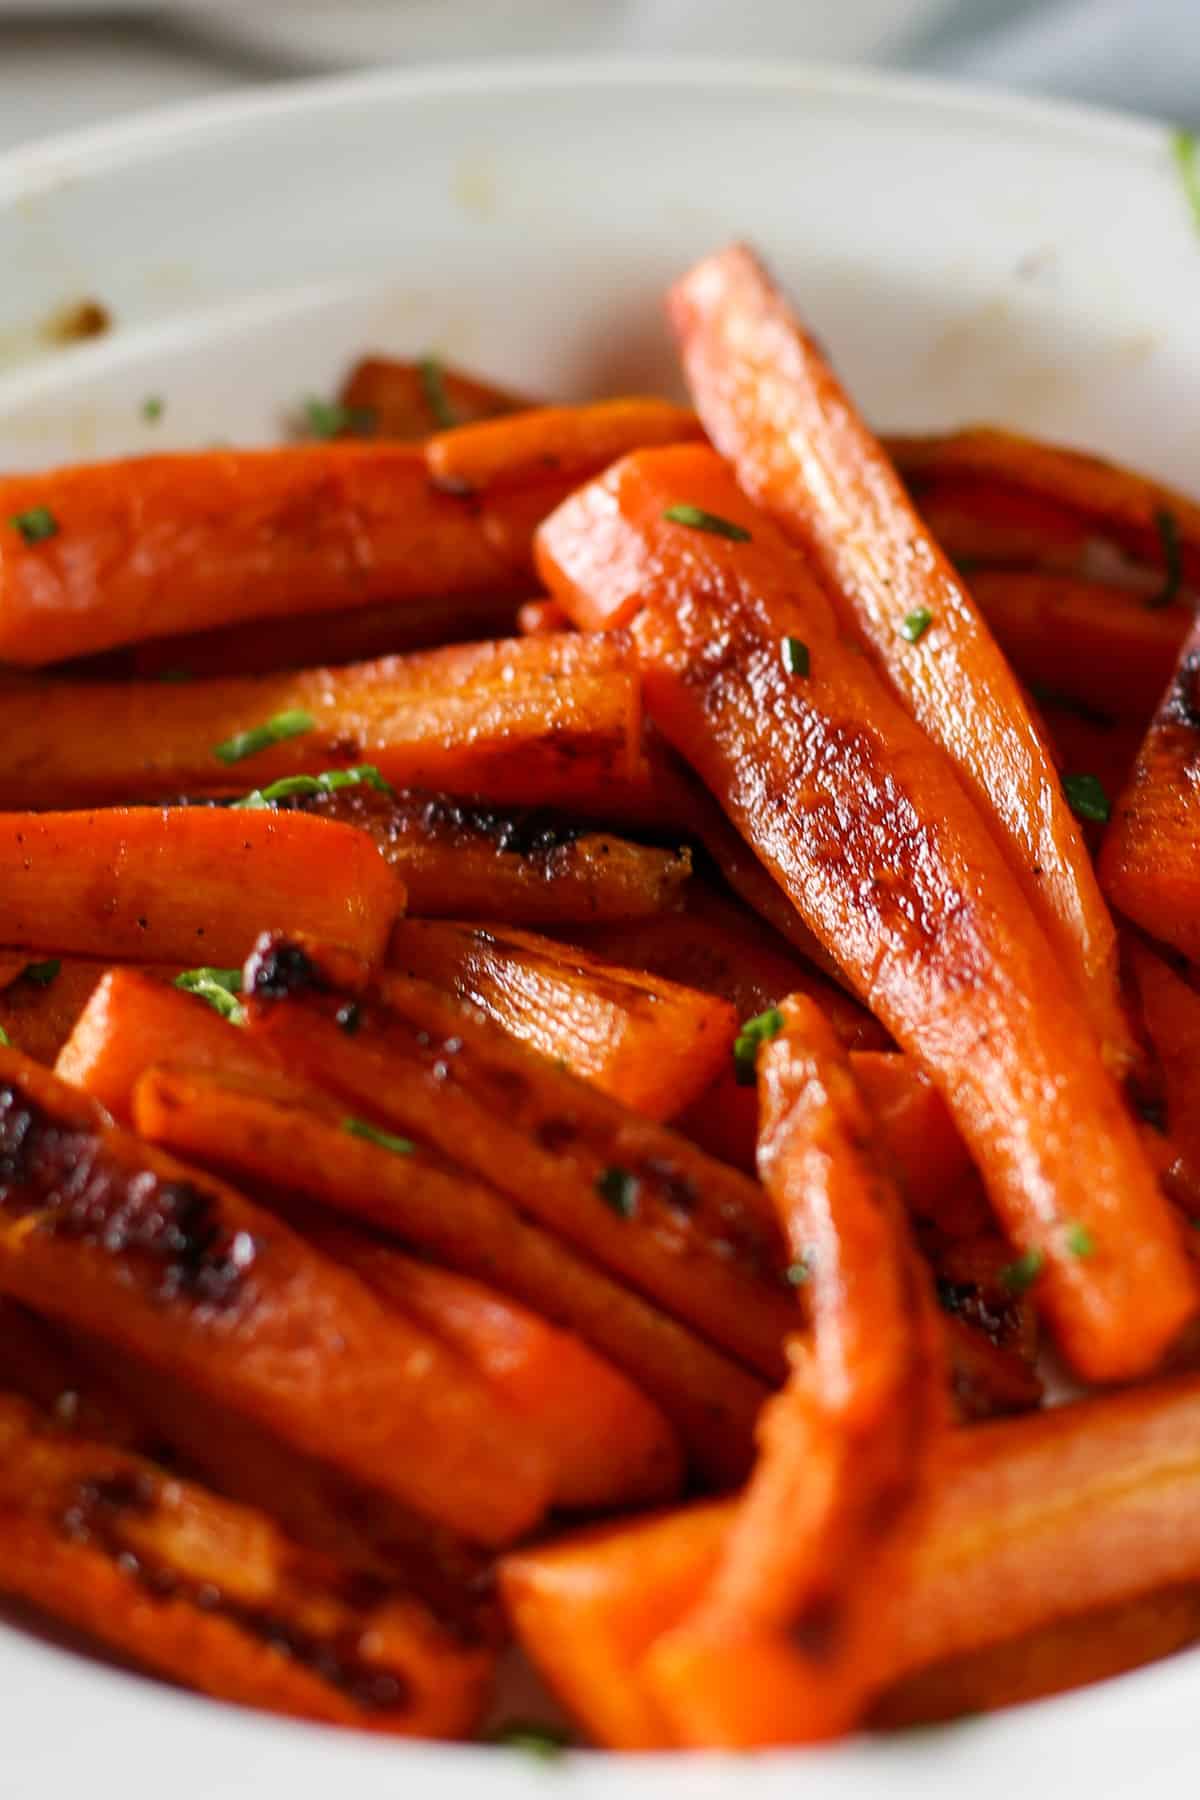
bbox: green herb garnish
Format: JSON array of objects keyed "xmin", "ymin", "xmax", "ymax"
[
  {"xmin": 10, "ymin": 506, "xmax": 58, "ymax": 545},
  {"xmin": 174, "ymin": 967, "xmax": 245, "ymax": 1024},
  {"xmin": 233, "ymin": 764, "xmax": 393, "ymax": 809},
  {"xmin": 1171, "ymin": 128, "xmax": 1200, "ymax": 235},
  {"xmin": 786, "ymin": 1259, "xmax": 812, "ymax": 1287},
  {"xmin": 142, "ymin": 395, "xmax": 164, "ymax": 424},
  {"xmin": 595, "ymin": 1166, "xmax": 638, "ymax": 1218},
  {"xmin": 489, "ymin": 1722, "xmax": 570, "ymax": 1760},
  {"xmin": 733, "ymin": 1007, "xmax": 785, "ymax": 1087},
  {"xmin": 343, "ymin": 1117, "xmax": 414, "ymax": 1156},
  {"xmin": 1148, "ymin": 508, "xmax": 1183, "ymax": 609},
  {"xmin": 301, "ymin": 396, "xmax": 374, "ymax": 441},
  {"xmin": 418, "ymin": 356, "xmax": 458, "ymax": 430},
  {"xmin": 1000, "ymin": 1248, "xmax": 1045, "ymax": 1294},
  {"xmin": 1064, "ymin": 1222, "xmax": 1096, "ymax": 1258},
  {"xmin": 21, "ymin": 960, "xmax": 60, "ymax": 988},
  {"xmin": 662, "ymin": 503, "xmax": 751, "ymax": 542},
  {"xmin": 0, "ymin": 1026, "xmax": 10, "ymax": 1047},
  {"xmin": 1063, "ymin": 772, "xmax": 1111, "ymax": 824},
  {"xmin": 781, "ymin": 636, "xmax": 810, "ymax": 677},
  {"xmin": 899, "ymin": 606, "xmax": 933, "ymax": 644},
  {"xmin": 213, "ymin": 710, "xmax": 315, "ymax": 766}
]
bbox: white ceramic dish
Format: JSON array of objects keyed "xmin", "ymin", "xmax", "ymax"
[{"xmin": 1, "ymin": 57, "xmax": 1199, "ymax": 1800}]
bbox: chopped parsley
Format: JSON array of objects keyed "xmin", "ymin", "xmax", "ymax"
[
  {"xmin": 1064, "ymin": 1222, "xmax": 1096, "ymax": 1258},
  {"xmin": 343, "ymin": 1117, "xmax": 414, "ymax": 1156},
  {"xmin": 899, "ymin": 606, "xmax": 933, "ymax": 644},
  {"xmin": 213, "ymin": 710, "xmax": 315, "ymax": 766},
  {"xmin": 1171, "ymin": 128, "xmax": 1200, "ymax": 236},
  {"xmin": 233, "ymin": 764, "xmax": 393, "ymax": 809},
  {"xmin": 781, "ymin": 636, "xmax": 810, "ymax": 676},
  {"xmin": 1148, "ymin": 508, "xmax": 1183, "ymax": 609},
  {"xmin": 10, "ymin": 506, "xmax": 58, "ymax": 545},
  {"xmin": 142, "ymin": 395, "xmax": 164, "ymax": 424},
  {"xmin": 419, "ymin": 356, "xmax": 459, "ymax": 430},
  {"xmin": 20, "ymin": 959, "xmax": 60, "ymax": 988},
  {"xmin": 0, "ymin": 1026, "xmax": 9, "ymax": 1047},
  {"xmin": 174, "ymin": 967, "xmax": 245, "ymax": 1024},
  {"xmin": 662, "ymin": 503, "xmax": 751, "ymax": 542},
  {"xmin": 489, "ymin": 1722, "xmax": 570, "ymax": 1759},
  {"xmin": 1000, "ymin": 1248, "xmax": 1045, "ymax": 1294},
  {"xmin": 302, "ymin": 396, "xmax": 375, "ymax": 441},
  {"xmin": 733, "ymin": 1007, "xmax": 785, "ymax": 1087},
  {"xmin": 1063, "ymin": 772, "xmax": 1111, "ymax": 824},
  {"xmin": 595, "ymin": 1165, "xmax": 638, "ymax": 1218},
  {"xmin": 786, "ymin": 1258, "xmax": 812, "ymax": 1287}
]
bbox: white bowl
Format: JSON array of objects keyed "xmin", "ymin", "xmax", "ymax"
[{"xmin": 1, "ymin": 58, "xmax": 1199, "ymax": 1800}]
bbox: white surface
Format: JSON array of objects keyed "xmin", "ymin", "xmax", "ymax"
[{"xmin": 1, "ymin": 62, "xmax": 1200, "ymax": 1796}]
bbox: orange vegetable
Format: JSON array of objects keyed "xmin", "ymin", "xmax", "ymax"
[
  {"xmin": 0, "ymin": 1393, "xmax": 493, "ymax": 1736},
  {"xmin": 0, "ymin": 808, "xmax": 402, "ymax": 967},
  {"xmin": 1128, "ymin": 939, "xmax": 1200, "ymax": 1213},
  {"xmin": 387, "ymin": 919, "xmax": 736, "ymax": 1120},
  {"xmin": 340, "ymin": 354, "xmax": 531, "ymax": 439},
  {"xmin": 905, "ymin": 473, "xmax": 1098, "ymax": 574},
  {"xmin": 427, "ymin": 398, "xmax": 702, "ymax": 493},
  {"xmin": 0, "ymin": 1300, "xmax": 142, "ymax": 1445},
  {"xmin": 0, "ymin": 957, "xmax": 169, "ymax": 1067},
  {"xmin": 0, "ymin": 1046, "xmax": 552, "ymax": 1546},
  {"xmin": 537, "ymin": 443, "xmax": 1196, "ymax": 1382},
  {"xmin": 518, "ymin": 598, "xmax": 571, "ymax": 635},
  {"xmin": 668, "ymin": 246, "xmax": 1128, "ymax": 1065}
]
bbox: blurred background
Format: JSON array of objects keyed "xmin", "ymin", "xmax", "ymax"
[{"xmin": 1, "ymin": 0, "xmax": 1198, "ymax": 154}]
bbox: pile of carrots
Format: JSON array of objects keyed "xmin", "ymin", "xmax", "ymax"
[{"xmin": 0, "ymin": 241, "xmax": 1199, "ymax": 1751}]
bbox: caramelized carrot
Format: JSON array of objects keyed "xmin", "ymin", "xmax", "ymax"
[
  {"xmin": 905, "ymin": 474, "xmax": 1098, "ymax": 574},
  {"xmin": 131, "ymin": 1063, "xmax": 766, "ymax": 1487},
  {"xmin": 0, "ymin": 808, "xmax": 402, "ymax": 967},
  {"xmin": 1128, "ymin": 940, "xmax": 1200, "ymax": 1212},
  {"xmin": 0, "ymin": 957, "xmax": 166, "ymax": 1067},
  {"xmin": 340, "ymin": 354, "xmax": 531, "ymax": 439},
  {"xmin": 669, "ymin": 246, "xmax": 1128, "ymax": 1064},
  {"xmin": 0, "ymin": 1300, "xmax": 143, "ymax": 1445},
  {"xmin": 0, "ymin": 1393, "xmax": 492, "ymax": 1736},
  {"xmin": 316, "ymin": 1228, "xmax": 683, "ymax": 1511},
  {"xmin": 646, "ymin": 997, "xmax": 946, "ymax": 1746},
  {"xmin": 0, "ymin": 1047, "xmax": 551, "ymax": 1545},
  {"xmin": 427, "ymin": 399, "xmax": 702, "ymax": 493},
  {"xmin": 518, "ymin": 598, "xmax": 571, "ymax": 635},
  {"xmin": 387, "ymin": 920, "xmax": 736, "ymax": 1120},
  {"xmin": 537, "ymin": 444, "xmax": 1196, "ymax": 1381},
  {"xmin": 851, "ymin": 1053, "xmax": 978, "ymax": 1224},
  {"xmin": 0, "ymin": 633, "xmax": 646, "ymax": 813}
]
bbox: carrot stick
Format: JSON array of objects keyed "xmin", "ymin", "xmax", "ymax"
[
  {"xmin": 645, "ymin": 996, "xmax": 947, "ymax": 1746},
  {"xmin": 427, "ymin": 399, "xmax": 702, "ymax": 494},
  {"xmin": 518, "ymin": 598, "xmax": 571, "ymax": 635},
  {"xmin": 0, "ymin": 808, "xmax": 402, "ymax": 967},
  {"xmin": 669, "ymin": 245, "xmax": 1129, "ymax": 1066},
  {"xmin": 0, "ymin": 957, "xmax": 165, "ymax": 1066},
  {"xmin": 0, "ymin": 634, "xmax": 646, "ymax": 813},
  {"xmin": 387, "ymin": 920, "xmax": 737, "ymax": 1121},
  {"xmin": 0, "ymin": 444, "xmax": 580, "ymax": 666},
  {"xmin": 0, "ymin": 1393, "xmax": 493, "ymax": 1737},
  {"xmin": 1127, "ymin": 939, "xmax": 1200, "ymax": 1214},
  {"xmin": 905, "ymin": 474, "xmax": 1099, "ymax": 574},
  {"xmin": 0, "ymin": 1300, "xmax": 144, "ymax": 1445},
  {"xmin": 130, "ymin": 1062, "xmax": 765, "ymax": 1487},
  {"xmin": 340, "ymin": 355, "xmax": 531, "ymax": 439},
  {"xmin": 0, "ymin": 1046, "xmax": 552, "ymax": 1545},
  {"xmin": 315, "ymin": 1227, "xmax": 684, "ymax": 1512},
  {"xmin": 537, "ymin": 443, "xmax": 1196, "ymax": 1382}
]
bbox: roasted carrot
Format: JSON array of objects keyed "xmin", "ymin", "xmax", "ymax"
[
  {"xmin": 0, "ymin": 444, "xmax": 583, "ymax": 666},
  {"xmin": 1101, "ymin": 616, "xmax": 1200, "ymax": 960},
  {"xmin": 0, "ymin": 1393, "xmax": 493, "ymax": 1736},
  {"xmin": 0, "ymin": 808, "xmax": 402, "ymax": 967},
  {"xmin": 387, "ymin": 920, "xmax": 737, "ymax": 1121},
  {"xmin": 0, "ymin": 956, "xmax": 161, "ymax": 1066},
  {"xmin": 1127, "ymin": 939, "xmax": 1200, "ymax": 1213},
  {"xmin": 669, "ymin": 246, "xmax": 1128, "ymax": 1065},
  {"xmin": 0, "ymin": 1047, "xmax": 551, "ymax": 1545},
  {"xmin": 905, "ymin": 474, "xmax": 1099, "ymax": 574},
  {"xmin": 518, "ymin": 598, "xmax": 571, "ymax": 635},
  {"xmin": 0, "ymin": 634, "xmax": 645, "ymax": 814},
  {"xmin": 427, "ymin": 398, "xmax": 702, "ymax": 494},
  {"xmin": 315, "ymin": 1228, "xmax": 683, "ymax": 1512},
  {"xmin": 646, "ymin": 997, "xmax": 946, "ymax": 1746},
  {"xmin": 339, "ymin": 354, "xmax": 531, "ymax": 439},
  {"xmin": 537, "ymin": 444, "xmax": 1196, "ymax": 1381},
  {"xmin": 131, "ymin": 1063, "xmax": 766, "ymax": 1487},
  {"xmin": 851, "ymin": 1053, "xmax": 980, "ymax": 1227},
  {"xmin": 0, "ymin": 1300, "xmax": 143, "ymax": 1445}
]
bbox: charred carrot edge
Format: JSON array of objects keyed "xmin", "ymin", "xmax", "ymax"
[
  {"xmin": 315, "ymin": 1226, "xmax": 684, "ymax": 1512},
  {"xmin": 130, "ymin": 1061, "xmax": 766, "ymax": 1489},
  {"xmin": 0, "ymin": 443, "xmax": 583, "ymax": 666},
  {"xmin": 0, "ymin": 1392, "xmax": 493, "ymax": 1737},
  {"xmin": 668, "ymin": 245, "xmax": 1130, "ymax": 1067},
  {"xmin": 536, "ymin": 443, "xmax": 1196, "ymax": 1381},
  {"xmin": 243, "ymin": 956, "xmax": 793, "ymax": 1379},
  {"xmin": 645, "ymin": 997, "xmax": 947, "ymax": 1747},
  {"xmin": 0, "ymin": 808, "xmax": 403, "ymax": 968},
  {"xmin": 427, "ymin": 398, "xmax": 703, "ymax": 494},
  {"xmin": 339, "ymin": 354, "xmax": 532, "ymax": 440},
  {"xmin": 502, "ymin": 1371, "xmax": 1200, "ymax": 1748},
  {"xmin": 387, "ymin": 919, "xmax": 737, "ymax": 1122},
  {"xmin": 0, "ymin": 1045, "xmax": 551, "ymax": 1545},
  {"xmin": 1101, "ymin": 615, "xmax": 1200, "ymax": 960},
  {"xmin": 0, "ymin": 633, "xmax": 646, "ymax": 814}
]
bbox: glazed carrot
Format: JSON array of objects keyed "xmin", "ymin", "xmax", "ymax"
[
  {"xmin": 244, "ymin": 961, "xmax": 792, "ymax": 1378},
  {"xmin": 387, "ymin": 920, "xmax": 737, "ymax": 1120},
  {"xmin": 0, "ymin": 444, "xmax": 585, "ymax": 666},
  {"xmin": 0, "ymin": 1047, "xmax": 552, "ymax": 1545},
  {"xmin": 669, "ymin": 247, "xmax": 1129, "ymax": 1065},
  {"xmin": 0, "ymin": 1394, "xmax": 493, "ymax": 1737},
  {"xmin": 0, "ymin": 633, "xmax": 646, "ymax": 813},
  {"xmin": 646, "ymin": 997, "xmax": 946, "ymax": 1746},
  {"xmin": 906, "ymin": 474, "xmax": 1099, "ymax": 574},
  {"xmin": 0, "ymin": 957, "xmax": 164, "ymax": 1066},
  {"xmin": 852, "ymin": 1053, "xmax": 978, "ymax": 1224},
  {"xmin": 1037, "ymin": 701, "xmax": 1144, "ymax": 829},
  {"xmin": 0, "ymin": 1301, "xmax": 143, "ymax": 1445},
  {"xmin": 131, "ymin": 1063, "xmax": 766, "ymax": 1487},
  {"xmin": 518, "ymin": 598, "xmax": 571, "ymax": 635},
  {"xmin": 967, "ymin": 571, "xmax": 1188, "ymax": 724},
  {"xmin": 537, "ymin": 445, "xmax": 1196, "ymax": 1381},
  {"xmin": 1101, "ymin": 616, "xmax": 1200, "ymax": 959},
  {"xmin": 1127, "ymin": 940, "xmax": 1200, "ymax": 1213},
  {"xmin": 504, "ymin": 1371, "xmax": 1200, "ymax": 1747},
  {"xmin": 316, "ymin": 1228, "xmax": 683, "ymax": 1512},
  {"xmin": 0, "ymin": 808, "xmax": 402, "ymax": 967},
  {"xmin": 290, "ymin": 787, "xmax": 693, "ymax": 925},
  {"xmin": 340, "ymin": 354, "xmax": 531, "ymax": 439},
  {"xmin": 427, "ymin": 399, "xmax": 702, "ymax": 493}
]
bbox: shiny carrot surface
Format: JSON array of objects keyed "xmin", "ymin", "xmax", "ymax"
[{"xmin": 427, "ymin": 398, "xmax": 702, "ymax": 493}]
